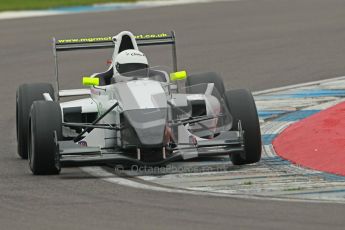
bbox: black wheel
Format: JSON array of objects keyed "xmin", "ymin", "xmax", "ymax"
[
  {"xmin": 16, "ymin": 83, "xmax": 54, "ymax": 159},
  {"xmin": 28, "ymin": 101, "xmax": 62, "ymax": 175},
  {"xmin": 225, "ymin": 89, "xmax": 262, "ymax": 165},
  {"xmin": 186, "ymin": 72, "xmax": 225, "ymax": 97}
]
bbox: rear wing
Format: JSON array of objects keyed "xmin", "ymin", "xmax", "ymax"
[{"xmin": 52, "ymin": 31, "xmax": 177, "ymax": 98}]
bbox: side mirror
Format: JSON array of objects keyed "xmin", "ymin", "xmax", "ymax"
[
  {"xmin": 170, "ymin": 70, "xmax": 187, "ymax": 81},
  {"xmin": 82, "ymin": 77, "xmax": 99, "ymax": 86}
]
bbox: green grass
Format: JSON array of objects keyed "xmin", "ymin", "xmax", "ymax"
[
  {"xmin": 283, "ymin": 187, "xmax": 303, "ymax": 192},
  {"xmin": 243, "ymin": 181, "xmax": 253, "ymax": 186},
  {"xmin": 0, "ymin": 0, "xmax": 136, "ymax": 12}
]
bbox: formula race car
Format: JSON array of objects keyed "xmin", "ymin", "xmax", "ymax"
[{"xmin": 16, "ymin": 31, "xmax": 262, "ymax": 175}]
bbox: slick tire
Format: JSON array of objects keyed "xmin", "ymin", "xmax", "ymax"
[
  {"xmin": 28, "ymin": 101, "xmax": 62, "ymax": 175},
  {"xmin": 16, "ymin": 83, "xmax": 55, "ymax": 159},
  {"xmin": 225, "ymin": 89, "xmax": 262, "ymax": 165}
]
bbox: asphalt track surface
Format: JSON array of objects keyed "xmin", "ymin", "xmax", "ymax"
[{"xmin": 1, "ymin": 0, "xmax": 345, "ymax": 229}]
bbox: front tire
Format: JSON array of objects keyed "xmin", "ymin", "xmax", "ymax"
[
  {"xmin": 16, "ymin": 83, "xmax": 55, "ymax": 159},
  {"xmin": 225, "ymin": 89, "xmax": 262, "ymax": 165},
  {"xmin": 28, "ymin": 101, "xmax": 62, "ymax": 175}
]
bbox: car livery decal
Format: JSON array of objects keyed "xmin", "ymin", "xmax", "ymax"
[
  {"xmin": 78, "ymin": 141, "xmax": 87, "ymax": 147},
  {"xmin": 57, "ymin": 33, "xmax": 170, "ymax": 44}
]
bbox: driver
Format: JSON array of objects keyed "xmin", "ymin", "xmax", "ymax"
[{"xmin": 112, "ymin": 49, "xmax": 149, "ymax": 82}]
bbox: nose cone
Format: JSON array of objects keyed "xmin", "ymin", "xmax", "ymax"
[{"xmin": 123, "ymin": 108, "xmax": 167, "ymax": 147}]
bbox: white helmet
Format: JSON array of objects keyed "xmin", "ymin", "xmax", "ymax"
[{"xmin": 113, "ymin": 49, "xmax": 148, "ymax": 80}]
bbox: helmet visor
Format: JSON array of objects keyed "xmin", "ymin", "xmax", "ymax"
[{"xmin": 116, "ymin": 63, "xmax": 149, "ymax": 76}]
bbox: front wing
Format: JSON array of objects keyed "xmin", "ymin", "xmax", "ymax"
[{"xmin": 57, "ymin": 130, "xmax": 244, "ymax": 167}]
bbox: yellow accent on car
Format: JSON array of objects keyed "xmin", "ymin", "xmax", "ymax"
[
  {"xmin": 57, "ymin": 33, "xmax": 169, "ymax": 44},
  {"xmin": 134, "ymin": 33, "xmax": 169, "ymax": 39},
  {"xmin": 58, "ymin": 37, "xmax": 112, "ymax": 44},
  {"xmin": 82, "ymin": 77, "xmax": 99, "ymax": 86},
  {"xmin": 170, "ymin": 71, "xmax": 187, "ymax": 81}
]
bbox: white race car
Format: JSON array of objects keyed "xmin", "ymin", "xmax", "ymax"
[{"xmin": 16, "ymin": 31, "xmax": 261, "ymax": 175}]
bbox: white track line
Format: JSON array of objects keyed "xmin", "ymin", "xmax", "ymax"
[
  {"xmin": 253, "ymin": 76, "xmax": 345, "ymax": 95},
  {"xmin": 81, "ymin": 167, "xmax": 345, "ymax": 204}
]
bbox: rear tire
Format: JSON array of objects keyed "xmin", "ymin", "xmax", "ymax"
[
  {"xmin": 225, "ymin": 89, "xmax": 262, "ymax": 165},
  {"xmin": 16, "ymin": 83, "xmax": 55, "ymax": 159},
  {"xmin": 28, "ymin": 101, "xmax": 61, "ymax": 175},
  {"xmin": 186, "ymin": 72, "xmax": 225, "ymax": 97}
]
